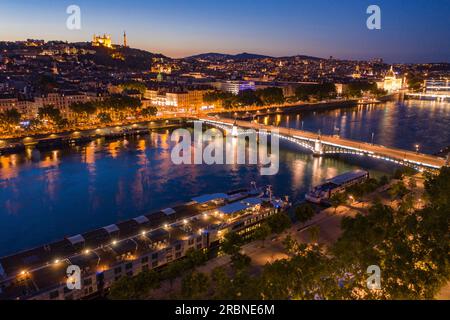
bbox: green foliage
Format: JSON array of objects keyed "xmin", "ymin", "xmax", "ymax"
[
  {"xmin": 255, "ymin": 87, "xmax": 285, "ymax": 105},
  {"xmin": 252, "ymin": 223, "xmax": 271, "ymax": 247},
  {"xmin": 211, "ymin": 267, "xmax": 260, "ymax": 300},
  {"xmin": 203, "ymin": 91, "xmax": 234, "ymax": 105},
  {"xmin": 119, "ymin": 81, "xmax": 147, "ymax": 95},
  {"xmin": 230, "ymin": 252, "xmax": 252, "ymax": 271},
  {"xmin": 266, "ymin": 212, "xmax": 292, "ymax": 234},
  {"xmin": 259, "ymin": 244, "xmax": 334, "ymax": 300},
  {"xmin": 141, "ymin": 106, "xmax": 158, "ymax": 117},
  {"xmin": 295, "ymin": 203, "xmax": 315, "ymax": 224},
  {"xmin": 345, "ymin": 178, "xmax": 381, "ymax": 199},
  {"xmin": 38, "ymin": 105, "xmax": 67, "ymax": 127},
  {"xmin": 424, "ymin": 166, "xmax": 450, "ymax": 209},
  {"xmin": 343, "ymin": 81, "xmax": 381, "ymax": 98},
  {"xmin": 97, "ymin": 112, "xmax": 112, "ymax": 124},
  {"xmin": 392, "ymin": 167, "xmax": 417, "ymax": 179},
  {"xmin": 295, "ymin": 83, "xmax": 336, "ymax": 101},
  {"xmin": 308, "ymin": 225, "xmax": 321, "ymax": 243},
  {"xmin": 108, "ymin": 270, "xmax": 160, "ymax": 300},
  {"xmin": 159, "ymin": 248, "xmax": 208, "ymax": 286},
  {"xmin": 99, "ymin": 95, "xmax": 142, "ymax": 111},
  {"xmin": 329, "ymin": 192, "xmax": 347, "ymax": 212},
  {"xmin": 203, "ymin": 87, "xmax": 286, "ymax": 108},
  {"xmin": 235, "ymin": 89, "xmax": 262, "ymax": 107},
  {"xmin": 185, "ymin": 248, "xmax": 208, "ymax": 268},
  {"xmin": 0, "ymin": 108, "xmax": 21, "ymax": 129},
  {"xmin": 221, "ymin": 231, "xmax": 244, "ymax": 255},
  {"xmin": 69, "ymin": 102, "xmax": 97, "ymax": 115},
  {"xmin": 112, "ymin": 169, "xmax": 450, "ymax": 300},
  {"xmin": 379, "ymin": 175, "xmax": 390, "ymax": 186},
  {"xmin": 389, "ymin": 181, "xmax": 408, "ymax": 199},
  {"xmin": 332, "ymin": 169, "xmax": 450, "ymax": 300},
  {"xmin": 180, "ymin": 271, "xmax": 210, "ymax": 299},
  {"xmin": 407, "ymin": 74, "xmax": 425, "ymax": 91}
]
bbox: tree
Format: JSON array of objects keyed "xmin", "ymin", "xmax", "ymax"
[
  {"xmin": 424, "ymin": 167, "xmax": 450, "ymax": 209},
  {"xmin": 221, "ymin": 232, "xmax": 243, "ymax": 255},
  {"xmin": 389, "ymin": 181, "xmax": 408, "ymax": 200},
  {"xmin": 161, "ymin": 261, "xmax": 183, "ymax": 289},
  {"xmin": 38, "ymin": 105, "xmax": 62, "ymax": 124},
  {"xmin": 252, "ymin": 223, "xmax": 271, "ymax": 247},
  {"xmin": 108, "ymin": 270, "xmax": 160, "ymax": 300},
  {"xmin": 407, "ymin": 73, "xmax": 425, "ymax": 92},
  {"xmin": 211, "ymin": 266, "xmax": 233, "ymax": 299},
  {"xmin": 119, "ymin": 81, "xmax": 147, "ymax": 95},
  {"xmin": 230, "ymin": 252, "xmax": 252, "ymax": 271},
  {"xmin": 97, "ymin": 112, "xmax": 112, "ymax": 124},
  {"xmin": 255, "ymin": 87, "xmax": 285, "ymax": 105},
  {"xmin": 379, "ymin": 175, "xmax": 390, "ymax": 186},
  {"xmin": 295, "ymin": 83, "xmax": 336, "ymax": 101},
  {"xmin": 203, "ymin": 91, "xmax": 235, "ymax": 108},
  {"xmin": 202, "ymin": 168, "xmax": 450, "ymax": 300},
  {"xmin": 185, "ymin": 248, "xmax": 208, "ymax": 268},
  {"xmin": 235, "ymin": 89, "xmax": 262, "ymax": 107},
  {"xmin": 308, "ymin": 225, "xmax": 321, "ymax": 244},
  {"xmin": 295, "ymin": 203, "xmax": 315, "ymax": 224},
  {"xmin": 181, "ymin": 271, "xmax": 210, "ymax": 299},
  {"xmin": 266, "ymin": 212, "xmax": 292, "ymax": 234},
  {"xmin": 0, "ymin": 108, "xmax": 21, "ymax": 131},
  {"xmin": 69, "ymin": 102, "xmax": 97, "ymax": 117},
  {"xmin": 343, "ymin": 81, "xmax": 378, "ymax": 98},
  {"xmin": 108, "ymin": 276, "xmax": 139, "ymax": 300},
  {"xmin": 141, "ymin": 106, "xmax": 158, "ymax": 117},
  {"xmin": 329, "ymin": 192, "xmax": 347, "ymax": 213},
  {"xmin": 282, "ymin": 234, "xmax": 300, "ymax": 255}
]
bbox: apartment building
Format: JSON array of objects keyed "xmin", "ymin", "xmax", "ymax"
[
  {"xmin": 34, "ymin": 92, "xmax": 100, "ymax": 121},
  {"xmin": 0, "ymin": 96, "xmax": 37, "ymax": 119},
  {"xmin": 144, "ymin": 89, "xmax": 209, "ymax": 113}
]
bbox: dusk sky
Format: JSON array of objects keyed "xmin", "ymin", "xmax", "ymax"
[{"xmin": 1, "ymin": 0, "xmax": 449, "ymax": 62}]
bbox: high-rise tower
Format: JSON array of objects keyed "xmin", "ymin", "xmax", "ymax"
[{"xmin": 123, "ymin": 31, "xmax": 127, "ymax": 47}]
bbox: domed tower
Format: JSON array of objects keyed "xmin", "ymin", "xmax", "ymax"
[{"xmin": 386, "ymin": 65, "xmax": 396, "ymax": 79}]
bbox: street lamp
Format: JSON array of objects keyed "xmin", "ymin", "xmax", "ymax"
[{"xmin": 415, "ymin": 144, "xmax": 420, "ymax": 154}]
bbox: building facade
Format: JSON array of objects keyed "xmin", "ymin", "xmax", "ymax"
[
  {"xmin": 92, "ymin": 34, "xmax": 112, "ymax": 48},
  {"xmin": 377, "ymin": 66, "xmax": 403, "ymax": 93},
  {"xmin": 212, "ymin": 81, "xmax": 256, "ymax": 95},
  {"xmin": 144, "ymin": 89, "xmax": 209, "ymax": 113}
]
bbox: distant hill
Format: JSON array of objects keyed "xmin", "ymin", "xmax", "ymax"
[
  {"xmin": 186, "ymin": 52, "xmax": 274, "ymax": 61},
  {"xmin": 279, "ymin": 54, "xmax": 323, "ymax": 61},
  {"xmin": 186, "ymin": 52, "xmax": 325, "ymax": 61},
  {"xmin": 82, "ymin": 44, "xmax": 169, "ymax": 70}
]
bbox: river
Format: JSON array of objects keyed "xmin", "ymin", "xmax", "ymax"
[{"xmin": 0, "ymin": 99, "xmax": 448, "ymax": 256}]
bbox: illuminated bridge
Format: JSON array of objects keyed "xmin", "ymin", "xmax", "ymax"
[{"xmin": 199, "ymin": 117, "xmax": 448, "ymax": 171}]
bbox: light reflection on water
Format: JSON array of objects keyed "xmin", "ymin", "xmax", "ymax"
[
  {"xmin": 0, "ymin": 99, "xmax": 448, "ymax": 256},
  {"xmin": 258, "ymin": 100, "xmax": 450, "ymax": 154}
]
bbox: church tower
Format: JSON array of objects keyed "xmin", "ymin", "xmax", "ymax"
[{"xmin": 123, "ymin": 31, "xmax": 127, "ymax": 47}]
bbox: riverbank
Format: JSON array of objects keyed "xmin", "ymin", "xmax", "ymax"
[
  {"xmin": 0, "ymin": 118, "xmax": 190, "ymax": 156},
  {"xmin": 213, "ymin": 98, "xmax": 389, "ymax": 120}
]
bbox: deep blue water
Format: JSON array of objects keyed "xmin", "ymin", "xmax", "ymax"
[
  {"xmin": 0, "ymin": 99, "xmax": 448, "ymax": 256},
  {"xmin": 258, "ymin": 99, "xmax": 450, "ymax": 155}
]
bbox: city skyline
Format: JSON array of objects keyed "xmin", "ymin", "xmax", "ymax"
[{"xmin": 1, "ymin": 0, "xmax": 449, "ymax": 63}]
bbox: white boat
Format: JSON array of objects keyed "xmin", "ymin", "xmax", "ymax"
[{"xmin": 305, "ymin": 170, "xmax": 369, "ymax": 204}]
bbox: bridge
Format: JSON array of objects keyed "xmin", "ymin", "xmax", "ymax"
[{"xmin": 199, "ymin": 117, "xmax": 448, "ymax": 171}]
